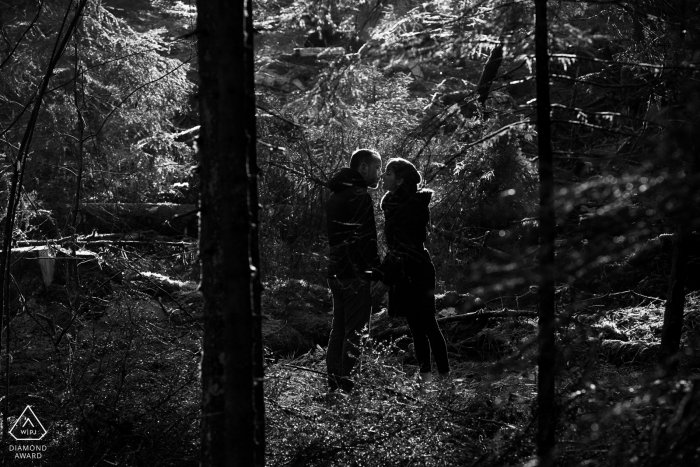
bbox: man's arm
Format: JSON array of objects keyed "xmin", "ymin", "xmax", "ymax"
[{"xmin": 347, "ymin": 189, "xmax": 381, "ymax": 279}]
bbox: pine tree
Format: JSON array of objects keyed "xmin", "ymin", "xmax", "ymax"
[{"xmin": 197, "ymin": 0, "xmax": 264, "ymax": 465}]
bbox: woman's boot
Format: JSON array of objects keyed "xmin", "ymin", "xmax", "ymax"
[{"xmin": 419, "ymin": 371, "xmax": 433, "ymax": 394}]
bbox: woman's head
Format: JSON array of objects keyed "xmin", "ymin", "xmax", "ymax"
[{"xmin": 383, "ymin": 158, "xmax": 422, "ymax": 192}]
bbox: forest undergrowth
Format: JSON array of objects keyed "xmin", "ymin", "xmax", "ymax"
[
  {"xmin": 266, "ymin": 292, "xmax": 700, "ymax": 467},
  {"xmin": 2, "ymin": 243, "xmax": 700, "ymax": 466}
]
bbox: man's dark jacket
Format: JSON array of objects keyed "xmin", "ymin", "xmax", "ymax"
[{"xmin": 326, "ymin": 168, "xmax": 381, "ymax": 280}]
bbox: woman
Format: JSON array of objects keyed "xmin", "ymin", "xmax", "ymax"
[{"xmin": 373, "ymin": 158, "xmax": 450, "ymax": 388}]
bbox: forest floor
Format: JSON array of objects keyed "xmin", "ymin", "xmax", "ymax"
[
  {"xmin": 264, "ymin": 290, "xmax": 700, "ymax": 466},
  {"xmin": 1, "ymin": 246, "xmax": 699, "ymax": 466}
]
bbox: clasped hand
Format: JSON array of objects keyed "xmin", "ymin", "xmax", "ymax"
[{"xmin": 370, "ymin": 280, "xmax": 390, "ymax": 297}]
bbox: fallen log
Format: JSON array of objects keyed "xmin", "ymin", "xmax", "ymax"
[
  {"xmin": 372, "ymin": 309, "xmax": 537, "ymax": 340},
  {"xmin": 15, "ymin": 231, "xmax": 194, "ymax": 248},
  {"xmin": 435, "ymin": 291, "xmax": 486, "ymax": 314},
  {"xmin": 8, "ymin": 245, "xmax": 98, "ymax": 287},
  {"xmin": 600, "ymin": 340, "xmax": 659, "ymax": 365},
  {"xmin": 84, "ymin": 239, "xmax": 192, "ymax": 248},
  {"xmin": 439, "ymin": 309, "xmax": 536, "ymax": 323},
  {"xmin": 79, "ymin": 203, "xmax": 198, "ymax": 237},
  {"xmin": 15, "ymin": 237, "xmax": 74, "ymax": 247}
]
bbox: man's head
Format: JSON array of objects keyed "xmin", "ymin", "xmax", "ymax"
[{"xmin": 350, "ymin": 148, "xmax": 382, "ymax": 189}]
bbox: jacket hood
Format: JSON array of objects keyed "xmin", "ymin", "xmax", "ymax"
[
  {"xmin": 413, "ymin": 188, "xmax": 433, "ymax": 205},
  {"xmin": 328, "ymin": 168, "xmax": 367, "ymax": 193}
]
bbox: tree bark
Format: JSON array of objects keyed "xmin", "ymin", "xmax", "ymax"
[
  {"xmin": 197, "ymin": 0, "xmax": 263, "ymax": 466},
  {"xmin": 658, "ymin": 226, "xmax": 690, "ymax": 375},
  {"xmin": 476, "ymin": 45, "xmax": 503, "ymax": 107},
  {"xmin": 246, "ymin": 0, "xmax": 266, "ymax": 461},
  {"xmin": 535, "ymin": 0, "xmax": 557, "ymax": 463}
]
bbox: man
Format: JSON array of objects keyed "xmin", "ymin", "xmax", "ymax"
[{"xmin": 326, "ymin": 148, "xmax": 383, "ymax": 393}]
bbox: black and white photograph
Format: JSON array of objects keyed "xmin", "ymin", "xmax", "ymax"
[{"xmin": 0, "ymin": 0, "xmax": 698, "ymax": 465}]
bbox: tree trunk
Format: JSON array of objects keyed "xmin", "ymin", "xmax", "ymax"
[
  {"xmin": 476, "ymin": 44, "xmax": 503, "ymax": 107},
  {"xmin": 197, "ymin": 0, "xmax": 263, "ymax": 466},
  {"xmin": 658, "ymin": 225, "xmax": 690, "ymax": 375},
  {"xmin": 535, "ymin": 0, "xmax": 557, "ymax": 463},
  {"xmin": 246, "ymin": 0, "xmax": 266, "ymax": 460}
]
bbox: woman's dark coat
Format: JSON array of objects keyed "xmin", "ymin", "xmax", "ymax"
[{"xmin": 379, "ymin": 185, "xmax": 436, "ymax": 318}]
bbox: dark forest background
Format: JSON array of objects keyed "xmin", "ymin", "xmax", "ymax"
[{"xmin": 0, "ymin": 0, "xmax": 699, "ymax": 465}]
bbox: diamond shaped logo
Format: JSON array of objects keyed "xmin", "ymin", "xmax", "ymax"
[{"xmin": 9, "ymin": 406, "xmax": 48, "ymax": 441}]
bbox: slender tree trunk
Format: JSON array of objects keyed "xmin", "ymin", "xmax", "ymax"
[
  {"xmin": 70, "ymin": 36, "xmax": 85, "ymax": 233},
  {"xmin": 658, "ymin": 225, "xmax": 690, "ymax": 375},
  {"xmin": 535, "ymin": 0, "xmax": 557, "ymax": 463},
  {"xmin": 476, "ymin": 44, "xmax": 503, "ymax": 107},
  {"xmin": 66, "ymin": 39, "xmax": 85, "ymax": 317},
  {"xmin": 197, "ymin": 0, "xmax": 263, "ymax": 466},
  {"xmin": 0, "ymin": 0, "xmax": 88, "ymax": 440},
  {"xmin": 655, "ymin": 0, "xmax": 697, "ymax": 379},
  {"xmin": 246, "ymin": 0, "xmax": 266, "ymax": 461}
]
